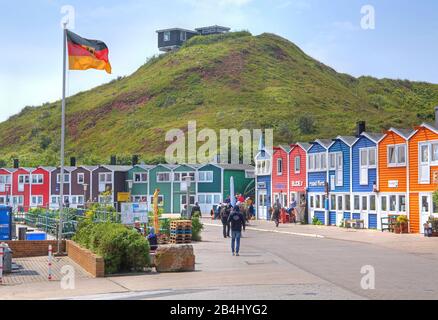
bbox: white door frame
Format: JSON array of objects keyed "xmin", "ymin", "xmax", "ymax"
[
  {"xmin": 419, "ymin": 192, "xmax": 432, "ymax": 234},
  {"xmin": 257, "ymin": 190, "xmax": 267, "ymax": 220}
]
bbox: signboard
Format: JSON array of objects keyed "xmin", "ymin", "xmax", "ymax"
[
  {"xmin": 121, "ymin": 203, "xmax": 149, "ymax": 225},
  {"xmin": 388, "ymin": 180, "xmax": 399, "ymax": 188},
  {"xmin": 433, "ymin": 171, "xmax": 438, "ymax": 184},
  {"xmin": 257, "ymin": 182, "xmax": 267, "ymax": 189},
  {"xmin": 309, "ymin": 180, "xmax": 325, "ymax": 187},
  {"xmin": 117, "ymin": 192, "xmax": 131, "ymax": 202},
  {"xmin": 291, "ymin": 181, "xmax": 303, "ymax": 187}
]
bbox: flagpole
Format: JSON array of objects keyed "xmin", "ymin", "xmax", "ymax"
[{"xmin": 57, "ymin": 23, "xmax": 68, "ymax": 254}]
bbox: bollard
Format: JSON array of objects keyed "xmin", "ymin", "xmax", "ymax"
[
  {"xmin": 48, "ymin": 245, "xmax": 53, "ymax": 281},
  {"xmin": 0, "ymin": 246, "xmax": 3, "ymax": 285}
]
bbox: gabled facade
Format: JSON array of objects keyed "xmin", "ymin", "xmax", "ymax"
[
  {"xmin": 172, "ymin": 164, "xmax": 197, "ymax": 214},
  {"xmin": 0, "ymin": 168, "xmax": 15, "ymax": 206},
  {"xmin": 307, "ymin": 139, "xmax": 331, "ymax": 225},
  {"xmin": 127, "ymin": 165, "xmax": 154, "ymax": 205},
  {"xmin": 12, "ymin": 167, "xmax": 34, "ymax": 210},
  {"xmin": 351, "ymin": 132, "xmax": 382, "ymax": 228},
  {"xmin": 378, "ymin": 128, "xmax": 411, "ymax": 229},
  {"xmin": 272, "ymin": 146, "xmax": 291, "ymax": 207},
  {"xmin": 50, "ymin": 166, "xmax": 75, "ymax": 208},
  {"xmin": 255, "ymin": 143, "xmax": 272, "ymax": 220},
  {"xmin": 31, "ymin": 167, "xmax": 54, "ymax": 209},
  {"xmin": 70, "ymin": 166, "xmax": 96, "ymax": 207},
  {"xmin": 289, "ymin": 143, "xmax": 310, "ymax": 209},
  {"xmin": 327, "ymin": 136, "xmax": 356, "ymax": 226},
  {"xmin": 149, "ymin": 164, "xmax": 175, "ymax": 213},
  {"xmin": 407, "ymin": 122, "xmax": 438, "ymax": 233},
  {"xmin": 196, "ymin": 163, "xmax": 223, "ymax": 215},
  {"xmin": 91, "ymin": 165, "xmax": 131, "ymax": 207}
]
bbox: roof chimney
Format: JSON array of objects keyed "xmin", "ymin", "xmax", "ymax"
[
  {"xmin": 132, "ymin": 155, "xmax": 139, "ymax": 166},
  {"xmin": 110, "ymin": 155, "xmax": 117, "ymax": 165},
  {"xmin": 435, "ymin": 106, "xmax": 438, "ymax": 128},
  {"xmin": 356, "ymin": 121, "xmax": 366, "ymax": 136},
  {"xmin": 13, "ymin": 159, "xmax": 19, "ymax": 169},
  {"xmin": 70, "ymin": 157, "xmax": 76, "ymax": 167}
]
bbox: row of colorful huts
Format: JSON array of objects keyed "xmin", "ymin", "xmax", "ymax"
[
  {"xmin": 0, "ymin": 160, "xmax": 254, "ymax": 215},
  {"xmin": 255, "ymin": 109, "xmax": 438, "ymax": 234}
]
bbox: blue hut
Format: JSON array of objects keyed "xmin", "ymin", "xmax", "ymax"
[
  {"xmin": 351, "ymin": 131, "xmax": 383, "ymax": 228},
  {"xmin": 307, "ymin": 139, "xmax": 331, "ymax": 225},
  {"xmin": 327, "ymin": 136, "xmax": 357, "ymax": 226},
  {"xmin": 255, "ymin": 136, "xmax": 272, "ymax": 220}
]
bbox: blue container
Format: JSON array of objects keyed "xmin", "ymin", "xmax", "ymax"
[
  {"xmin": 0, "ymin": 206, "xmax": 12, "ymax": 241},
  {"xmin": 26, "ymin": 232, "xmax": 47, "ymax": 241}
]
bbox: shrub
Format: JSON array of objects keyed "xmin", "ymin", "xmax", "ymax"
[
  {"xmin": 191, "ymin": 216, "xmax": 204, "ymax": 241},
  {"xmin": 73, "ymin": 221, "xmax": 150, "ymax": 274},
  {"xmin": 312, "ymin": 216, "xmax": 323, "ymax": 225}
]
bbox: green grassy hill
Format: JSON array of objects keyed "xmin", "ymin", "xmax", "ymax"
[{"xmin": 1, "ymin": 31, "xmax": 438, "ymax": 166}]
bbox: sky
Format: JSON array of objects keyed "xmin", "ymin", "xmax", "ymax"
[{"xmin": 0, "ymin": 0, "xmax": 437, "ymax": 122}]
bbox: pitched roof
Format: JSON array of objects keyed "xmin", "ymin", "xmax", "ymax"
[
  {"xmin": 275, "ymin": 145, "xmax": 291, "ymax": 153},
  {"xmin": 79, "ymin": 165, "xmax": 99, "ymax": 172},
  {"xmin": 1, "ymin": 168, "xmax": 17, "ymax": 173},
  {"xmin": 387, "ymin": 128, "xmax": 416, "ymax": 140},
  {"xmin": 361, "ymin": 132, "xmax": 385, "ymax": 143},
  {"xmin": 335, "ymin": 136, "xmax": 357, "ymax": 146},
  {"xmin": 215, "ymin": 163, "xmax": 254, "ymax": 171},
  {"xmin": 314, "ymin": 139, "xmax": 332, "ymax": 149},
  {"xmin": 100, "ymin": 165, "xmax": 132, "ymax": 172},
  {"xmin": 134, "ymin": 164, "xmax": 156, "ymax": 171},
  {"xmin": 36, "ymin": 166, "xmax": 57, "ymax": 172},
  {"xmin": 294, "ymin": 142, "xmax": 312, "ymax": 152}
]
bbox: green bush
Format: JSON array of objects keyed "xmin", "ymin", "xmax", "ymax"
[
  {"xmin": 312, "ymin": 216, "xmax": 323, "ymax": 225},
  {"xmin": 73, "ymin": 221, "xmax": 150, "ymax": 274},
  {"xmin": 191, "ymin": 216, "xmax": 204, "ymax": 241}
]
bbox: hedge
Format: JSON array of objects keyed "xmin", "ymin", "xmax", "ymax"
[{"xmin": 73, "ymin": 221, "xmax": 150, "ymax": 274}]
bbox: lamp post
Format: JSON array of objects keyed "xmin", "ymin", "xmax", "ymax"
[
  {"xmin": 184, "ymin": 176, "xmax": 192, "ymax": 219},
  {"xmin": 127, "ymin": 179, "xmax": 133, "ymax": 202},
  {"xmin": 83, "ymin": 183, "xmax": 88, "ymax": 209},
  {"xmin": 5, "ymin": 185, "xmax": 10, "ymax": 207}
]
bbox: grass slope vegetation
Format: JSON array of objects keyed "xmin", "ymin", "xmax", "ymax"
[{"xmin": 1, "ymin": 31, "xmax": 438, "ymax": 166}]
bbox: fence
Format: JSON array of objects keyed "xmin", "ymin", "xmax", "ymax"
[{"xmin": 13, "ymin": 206, "xmax": 121, "ymax": 239}]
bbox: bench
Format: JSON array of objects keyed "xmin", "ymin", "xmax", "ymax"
[
  {"xmin": 345, "ymin": 219, "xmax": 365, "ymax": 229},
  {"xmin": 381, "ymin": 215, "xmax": 398, "ymax": 232}
]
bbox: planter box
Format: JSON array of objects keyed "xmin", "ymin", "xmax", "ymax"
[
  {"xmin": 394, "ymin": 223, "xmax": 409, "ymax": 234},
  {"xmin": 66, "ymin": 240, "xmax": 104, "ymax": 277},
  {"xmin": 153, "ymin": 244, "xmax": 195, "ymax": 272}
]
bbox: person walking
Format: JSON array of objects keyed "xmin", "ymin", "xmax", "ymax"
[
  {"xmin": 272, "ymin": 199, "xmax": 281, "ymax": 227},
  {"xmin": 227, "ymin": 205, "xmax": 246, "ymax": 256},
  {"xmin": 220, "ymin": 203, "xmax": 232, "ymax": 238}
]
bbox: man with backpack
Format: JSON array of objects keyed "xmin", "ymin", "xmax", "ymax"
[
  {"xmin": 220, "ymin": 203, "xmax": 232, "ymax": 238},
  {"xmin": 272, "ymin": 199, "xmax": 281, "ymax": 227},
  {"xmin": 227, "ymin": 205, "xmax": 246, "ymax": 256}
]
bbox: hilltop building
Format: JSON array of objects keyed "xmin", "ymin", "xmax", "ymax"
[{"xmin": 156, "ymin": 25, "xmax": 230, "ymax": 52}]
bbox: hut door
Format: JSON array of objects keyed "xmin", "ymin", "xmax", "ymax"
[{"xmin": 419, "ymin": 144, "xmax": 430, "ymax": 184}]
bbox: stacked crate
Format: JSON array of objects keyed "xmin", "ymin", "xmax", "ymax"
[{"xmin": 170, "ymin": 220, "xmax": 192, "ymax": 244}]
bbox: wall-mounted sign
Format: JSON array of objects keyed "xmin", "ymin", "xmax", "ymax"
[
  {"xmin": 309, "ymin": 180, "xmax": 325, "ymax": 187},
  {"xmin": 257, "ymin": 182, "xmax": 267, "ymax": 189},
  {"xmin": 388, "ymin": 180, "xmax": 399, "ymax": 188},
  {"xmin": 433, "ymin": 171, "xmax": 438, "ymax": 184},
  {"xmin": 275, "ymin": 184, "xmax": 286, "ymax": 189},
  {"xmin": 291, "ymin": 181, "xmax": 303, "ymax": 187},
  {"xmin": 117, "ymin": 192, "xmax": 131, "ymax": 202}
]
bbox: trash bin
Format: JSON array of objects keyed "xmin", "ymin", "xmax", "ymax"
[{"xmin": 0, "ymin": 243, "xmax": 12, "ymax": 273}]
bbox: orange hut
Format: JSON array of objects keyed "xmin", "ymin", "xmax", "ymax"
[
  {"xmin": 377, "ymin": 128, "xmax": 412, "ymax": 229},
  {"xmin": 408, "ymin": 119, "xmax": 438, "ymax": 233}
]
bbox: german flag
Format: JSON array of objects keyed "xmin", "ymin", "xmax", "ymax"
[{"xmin": 66, "ymin": 30, "xmax": 112, "ymax": 74}]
